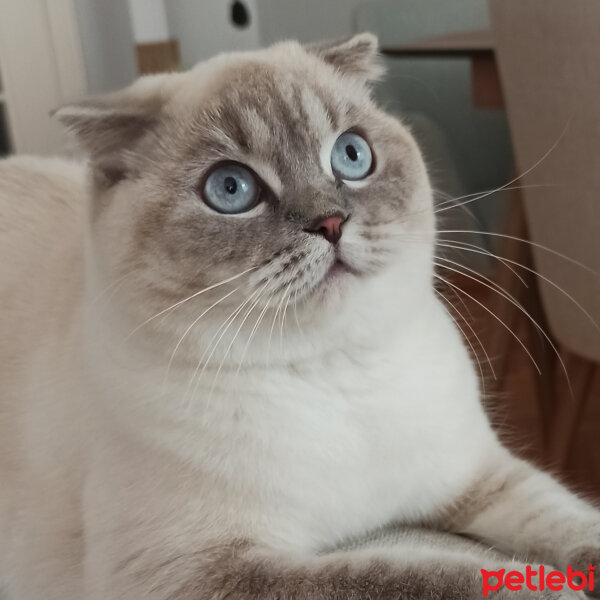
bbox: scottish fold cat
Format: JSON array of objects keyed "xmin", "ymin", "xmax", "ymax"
[{"xmin": 1, "ymin": 34, "xmax": 599, "ymax": 599}]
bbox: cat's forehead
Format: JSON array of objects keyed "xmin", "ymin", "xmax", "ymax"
[
  {"xmin": 173, "ymin": 59, "xmax": 372, "ymax": 175},
  {"xmin": 221, "ymin": 64, "xmax": 336, "ymax": 141},
  {"xmin": 225, "ymin": 62, "xmax": 339, "ymax": 124}
]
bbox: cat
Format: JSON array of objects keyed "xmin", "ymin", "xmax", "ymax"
[{"xmin": 1, "ymin": 33, "xmax": 599, "ymax": 600}]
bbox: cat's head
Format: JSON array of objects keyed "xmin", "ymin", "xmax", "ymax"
[{"xmin": 57, "ymin": 34, "xmax": 434, "ymax": 364}]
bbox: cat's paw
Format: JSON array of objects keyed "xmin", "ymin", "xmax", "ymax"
[
  {"xmin": 562, "ymin": 545, "xmax": 600, "ymax": 598},
  {"xmin": 493, "ymin": 588, "xmax": 585, "ymax": 599}
]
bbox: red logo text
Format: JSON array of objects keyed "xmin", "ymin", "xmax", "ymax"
[{"xmin": 481, "ymin": 564, "xmax": 595, "ymax": 596}]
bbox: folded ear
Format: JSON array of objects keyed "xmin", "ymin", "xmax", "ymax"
[
  {"xmin": 55, "ymin": 101, "xmax": 154, "ymax": 159},
  {"xmin": 305, "ymin": 33, "xmax": 384, "ymax": 81},
  {"xmin": 54, "ymin": 75, "xmax": 172, "ymax": 184}
]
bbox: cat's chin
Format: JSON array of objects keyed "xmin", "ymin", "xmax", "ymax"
[
  {"xmin": 302, "ymin": 256, "xmax": 364, "ymax": 311},
  {"xmin": 323, "ymin": 258, "xmax": 362, "ymax": 282}
]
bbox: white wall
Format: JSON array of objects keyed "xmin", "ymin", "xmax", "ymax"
[
  {"xmin": 164, "ymin": 0, "xmax": 261, "ymax": 68},
  {"xmin": 127, "ymin": 0, "xmax": 170, "ymax": 43},
  {"xmin": 74, "ymin": 0, "xmax": 137, "ymax": 94},
  {"xmin": 0, "ymin": 1, "xmax": 66, "ymax": 154},
  {"xmin": 255, "ymin": 0, "xmax": 490, "ymax": 46},
  {"xmin": 256, "ymin": 0, "xmax": 365, "ymax": 45}
]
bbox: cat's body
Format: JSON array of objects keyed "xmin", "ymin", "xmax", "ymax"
[{"xmin": 1, "ymin": 35, "xmax": 600, "ymax": 599}]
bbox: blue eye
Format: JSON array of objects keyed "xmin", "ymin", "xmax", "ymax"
[
  {"xmin": 202, "ymin": 163, "xmax": 260, "ymax": 214},
  {"xmin": 330, "ymin": 132, "xmax": 373, "ymax": 181}
]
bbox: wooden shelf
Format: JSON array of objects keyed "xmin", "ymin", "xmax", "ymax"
[{"xmin": 381, "ymin": 29, "xmax": 494, "ymax": 57}]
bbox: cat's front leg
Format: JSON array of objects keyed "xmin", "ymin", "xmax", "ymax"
[
  {"xmin": 446, "ymin": 446, "xmax": 600, "ymax": 596},
  {"xmin": 104, "ymin": 536, "xmax": 581, "ymax": 600}
]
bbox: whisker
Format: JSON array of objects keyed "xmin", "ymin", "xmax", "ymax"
[
  {"xmin": 396, "ymin": 232, "xmax": 600, "ymax": 334},
  {"xmin": 162, "ymin": 286, "xmax": 240, "ymax": 390},
  {"xmin": 434, "ymin": 257, "xmax": 572, "ymax": 397},
  {"xmin": 279, "ymin": 282, "xmax": 294, "ymax": 352},
  {"xmin": 434, "ymin": 237, "xmax": 527, "ymax": 286},
  {"xmin": 293, "ymin": 289, "xmax": 304, "ymax": 339},
  {"xmin": 433, "ymin": 287, "xmax": 487, "ymax": 396},
  {"xmin": 124, "ymin": 266, "xmax": 257, "ymax": 342},
  {"xmin": 267, "ymin": 282, "xmax": 292, "ymax": 365},
  {"xmin": 379, "ymin": 232, "xmax": 528, "ymax": 286},
  {"xmin": 434, "ymin": 184, "xmax": 558, "ymax": 214},
  {"xmin": 184, "ymin": 286, "xmax": 262, "ymax": 414},
  {"xmin": 434, "ymin": 272, "xmax": 541, "ymax": 375},
  {"xmin": 438, "ymin": 280, "xmax": 497, "ymax": 380},
  {"xmin": 235, "ymin": 294, "xmax": 273, "ymax": 379},
  {"xmin": 208, "ymin": 281, "xmax": 270, "ymax": 399},
  {"xmin": 432, "ymin": 187, "xmax": 482, "ymax": 225},
  {"xmin": 434, "ymin": 235, "xmax": 600, "ymax": 334},
  {"xmin": 434, "ymin": 119, "xmax": 571, "ymax": 215},
  {"xmin": 436, "ymin": 229, "xmax": 598, "ymax": 278}
]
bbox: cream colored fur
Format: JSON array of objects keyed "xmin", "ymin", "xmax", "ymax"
[{"xmin": 1, "ymin": 36, "xmax": 600, "ymax": 600}]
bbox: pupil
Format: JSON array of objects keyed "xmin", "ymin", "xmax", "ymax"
[
  {"xmin": 345, "ymin": 144, "xmax": 358, "ymax": 161},
  {"xmin": 224, "ymin": 176, "xmax": 237, "ymax": 194}
]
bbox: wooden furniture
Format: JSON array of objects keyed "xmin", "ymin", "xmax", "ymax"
[
  {"xmin": 381, "ymin": 30, "xmax": 503, "ymax": 109},
  {"xmin": 136, "ymin": 40, "xmax": 181, "ymax": 75},
  {"xmin": 490, "ymin": 0, "xmax": 600, "ymax": 496},
  {"xmin": 128, "ymin": 0, "xmax": 181, "ymax": 75},
  {"xmin": 381, "ymin": 29, "xmax": 493, "ymax": 54}
]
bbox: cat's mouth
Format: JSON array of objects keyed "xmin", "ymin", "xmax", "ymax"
[
  {"xmin": 323, "ymin": 256, "xmax": 361, "ymax": 282},
  {"xmin": 298, "ymin": 252, "xmax": 363, "ymax": 300}
]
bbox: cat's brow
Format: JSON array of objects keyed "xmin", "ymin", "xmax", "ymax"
[{"xmin": 206, "ymin": 65, "xmax": 337, "ymax": 174}]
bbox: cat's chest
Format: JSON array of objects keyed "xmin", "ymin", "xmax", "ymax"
[{"xmin": 221, "ymin": 336, "xmax": 492, "ymax": 548}]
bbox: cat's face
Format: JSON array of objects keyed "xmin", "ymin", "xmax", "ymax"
[{"xmin": 59, "ymin": 35, "xmax": 434, "ymax": 357}]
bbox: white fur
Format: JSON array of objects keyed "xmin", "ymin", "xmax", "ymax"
[
  {"xmin": 1, "ymin": 43, "xmax": 599, "ymax": 600},
  {"xmin": 0, "ymin": 150, "xmax": 497, "ymax": 599}
]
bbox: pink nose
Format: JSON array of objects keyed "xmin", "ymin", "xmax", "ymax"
[{"xmin": 306, "ymin": 215, "xmax": 345, "ymax": 245}]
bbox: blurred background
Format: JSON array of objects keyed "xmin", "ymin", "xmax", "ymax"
[{"xmin": 0, "ymin": 0, "xmax": 599, "ymax": 496}]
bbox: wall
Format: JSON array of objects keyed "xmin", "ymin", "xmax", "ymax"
[
  {"xmin": 164, "ymin": 0, "xmax": 261, "ymax": 68},
  {"xmin": 74, "ymin": 0, "xmax": 137, "ymax": 94},
  {"xmin": 0, "ymin": 1, "xmax": 65, "ymax": 154},
  {"xmin": 256, "ymin": 0, "xmax": 365, "ymax": 44},
  {"xmin": 255, "ymin": 0, "xmax": 490, "ymax": 45},
  {"xmin": 128, "ymin": 0, "xmax": 170, "ymax": 43}
]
